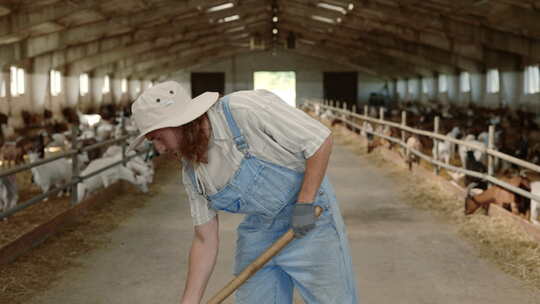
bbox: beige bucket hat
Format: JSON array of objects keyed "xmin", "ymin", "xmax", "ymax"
[{"xmin": 128, "ymin": 80, "xmax": 219, "ymax": 151}]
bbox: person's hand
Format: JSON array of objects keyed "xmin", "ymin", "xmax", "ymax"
[{"xmin": 292, "ymin": 203, "xmax": 316, "ymax": 238}]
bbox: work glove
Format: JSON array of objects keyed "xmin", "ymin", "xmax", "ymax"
[{"xmin": 292, "ymin": 203, "xmax": 316, "ymax": 238}]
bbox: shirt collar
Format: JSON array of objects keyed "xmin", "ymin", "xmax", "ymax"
[{"xmin": 207, "ymin": 102, "xmax": 228, "ymax": 141}]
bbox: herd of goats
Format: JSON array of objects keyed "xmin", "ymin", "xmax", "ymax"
[
  {"xmin": 0, "ymin": 105, "xmax": 155, "ymax": 219},
  {"xmin": 2, "ymin": 100, "xmax": 540, "ymax": 228},
  {"xmin": 306, "ymin": 100, "xmax": 540, "ymax": 226}
]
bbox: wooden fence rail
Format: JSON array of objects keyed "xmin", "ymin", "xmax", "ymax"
[{"xmin": 305, "ymin": 100, "xmax": 540, "ymax": 206}]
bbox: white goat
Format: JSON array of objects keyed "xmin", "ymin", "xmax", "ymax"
[
  {"xmin": 458, "ymin": 134, "xmax": 486, "ymax": 167},
  {"xmin": 103, "ymin": 145, "xmax": 154, "ymax": 184},
  {"xmin": 361, "ymin": 121, "xmax": 373, "ymax": 138},
  {"xmin": 0, "ymin": 175, "xmax": 18, "ymax": 218},
  {"xmin": 96, "ymin": 121, "xmax": 114, "ymax": 141},
  {"xmin": 28, "ymin": 152, "xmax": 72, "ymax": 200},
  {"xmin": 47, "ymin": 133, "xmax": 69, "ymax": 149},
  {"xmin": 320, "ymin": 109, "xmax": 333, "ymax": 121},
  {"xmin": 77, "ymin": 155, "xmax": 149, "ymax": 203},
  {"xmin": 405, "ymin": 135, "xmax": 422, "ymax": 170},
  {"xmin": 432, "ymin": 127, "xmax": 460, "ymax": 165}
]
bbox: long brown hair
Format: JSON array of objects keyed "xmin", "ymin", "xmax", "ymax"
[{"xmin": 178, "ymin": 113, "xmax": 210, "ymax": 164}]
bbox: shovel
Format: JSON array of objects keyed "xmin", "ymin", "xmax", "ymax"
[{"xmin": 207, "ymin": 206, "xmax": 324, "ymax": 304}]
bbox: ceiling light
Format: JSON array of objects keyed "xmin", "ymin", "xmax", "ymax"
[
  {"xmin": 272, "ymin": 28, "xmax": 278, "ymax": 34},
  {"xmin": 273, "ymin": 16, "xmax": 279, "ymax": 22},
  {"xmin": 311, "ymin": 15, "xmax": 336, "ymax": 24},
  {"xmin": 348, "ymin": 3, "xmax": 354, "ymax": 10},
  {"xmin": 218, "ymin": 14, "xmax": 240, "ymax": 23},
  {"xmin": 225, "ymin": 25, "xmax": 245, "ymax": 33},
  {"xmin": 317, "ymin": 2, "xmax": 347, "ymax": 14},
  {"xmin": 207, "ymin": 2, "xmax": 234, "ymax": 13}
]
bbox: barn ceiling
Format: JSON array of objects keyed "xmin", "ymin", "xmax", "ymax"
[{"xmin": 0, "ymin": 0, "xmax": 539, "ymax": 79}]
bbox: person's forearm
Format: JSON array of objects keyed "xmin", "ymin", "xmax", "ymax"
[
  {"xmin": 297, "ymin": 135, "xmax": 333, "ymax": 203},
  {"xmin": 181, "ymin": 219, "xmax": 219, "ymax": 304}
]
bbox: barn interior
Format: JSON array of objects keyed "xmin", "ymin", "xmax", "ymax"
[{"xmin": 1, "ymin": 0, "xmax": 540, "ymax": 303}]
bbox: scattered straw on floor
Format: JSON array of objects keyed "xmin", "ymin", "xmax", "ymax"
[
  {"xmin": 0, "ymin": 157, "xmax": 178, "ymax": 304},
  {"xmin": 329, "ymin": 122, "xmax": 540, "ymax": 292}
]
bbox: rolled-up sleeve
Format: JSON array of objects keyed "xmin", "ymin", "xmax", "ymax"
[
  {"xmin": 181, "ymin": 167, "xmax": 216, "ymax": 226},
  {"xmin": 250, "ymin": 90, "xmax": 331, "ymax": 159}
]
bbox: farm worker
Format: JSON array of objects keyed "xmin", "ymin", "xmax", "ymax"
[{"xmin": 128, "ymin": 81, "xmax": 359, "ymax": 304}]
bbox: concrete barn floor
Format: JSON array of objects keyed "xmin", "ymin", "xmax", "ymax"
[{"xmin": 26, "ymin": 145, "xmax": 540, "ymax": 304}]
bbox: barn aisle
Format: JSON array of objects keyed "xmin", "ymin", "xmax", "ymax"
[{"xmin": 26, "ymin": 145, "xmax": 539, "ymax": 304}]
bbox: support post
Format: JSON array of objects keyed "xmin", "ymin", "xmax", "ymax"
[
  {"xmin": 488, "ymin": 125, "xmax": 495, "ymax": 186},
  {"xmin": 401, "ymin": 111, "xmax": 407, "ymax": 143},
  {"xmin": 70, "ymin": 124, "xmax": 80, "ymax": 205},
  {"xmin": 434, "ymin": 116, "xmax": 440, "ymax": 175},
  {"xmin": 121, "ymin": 113, "xmax": 127, "ymax": 165}
]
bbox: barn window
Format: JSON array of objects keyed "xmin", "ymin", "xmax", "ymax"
[
  {"xmin": 103, "ymin": 75, "xmax": 110, "ymax": 93},
  {"xmin": 407, "ymin": 79, "xmax": 415, "ymax": 94},
  {"xmin": 0, "ymin": 80, "xmax": 6, "ymax": 97},
  {"xmin": 422, "ymin": 78, "xmax": 429, "ymax": 94},
  {"xmin": 121, "ymin": 78, "xmax": 128, "ymax": 93},
  {"xmin": 10, "ymin": 66, "xmax": 25, "ymax": 96},
  {"xmin": 487, "ymin": 69, "xmax": 500, "ymax": 93},
  {"xmin": 80, "ymin": 73, "xmax": 89, "ymax": 96},
  {"xmin": 50, "ymin": 69, "xmax": 62, "ymax": 96},
  {"xmin": 438, "ymin": 74, "xmax": 448, "ymax": 93},
  {"xmin": 460, "ymin": 71, "xmax": 471, "ymax": 93},
  {"xmin": 525, "ymin": 65, "xmax": 539, "ymax": 94}
]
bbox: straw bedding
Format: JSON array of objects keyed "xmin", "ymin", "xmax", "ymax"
[{"xmin": 0, "ymin": 157, "xmax": 173, "ymax": 304}]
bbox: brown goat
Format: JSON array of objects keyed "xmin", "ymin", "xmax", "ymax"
[{"xmin": 465, "ymin": 175, "xmax": 531, "ymax": 218}]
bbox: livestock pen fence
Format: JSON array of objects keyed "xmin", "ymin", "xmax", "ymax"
[
  {"xmin": 0, "ymin": 119, "xmax": 151, "ymax": 221},
  {"xmin": 304, "ymin": 99, "xmax": 540, "ymax": 208}
]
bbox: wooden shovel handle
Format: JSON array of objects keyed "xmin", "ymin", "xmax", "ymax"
[{"xmin": 206, "ymin": 206, "xmax": 324, "ymax": 304}]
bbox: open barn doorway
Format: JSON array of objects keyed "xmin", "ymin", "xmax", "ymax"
[
  {"xmin": 191, "ymin": 72, "xmax": 225, "ymax": 97},
  {"xmin": 253, "ymin": 71, "xmax": 296, "ymax": 107},
  {"xmin": 323, "ymin": 72, "xmax": 358, "ymax": 109}
]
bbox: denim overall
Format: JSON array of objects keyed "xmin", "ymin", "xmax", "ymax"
[{"xmin": 186, "ymin": 96, "xmax": 359, "ymax": 303}]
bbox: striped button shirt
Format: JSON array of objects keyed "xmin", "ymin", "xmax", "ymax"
[{"xmin": 182, "ymin": 90, "xmax": 331, "ymax": 226}]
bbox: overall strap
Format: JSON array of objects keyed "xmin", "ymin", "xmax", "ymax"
[{"xmin": 221, "ymin": 95, "xmax": 249, "ymax": 154}]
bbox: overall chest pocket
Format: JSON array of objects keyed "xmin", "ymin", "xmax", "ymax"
[
  {"xmin": 208, "ymin": 157, "xmax": 304, "ymax": 218},
  {"xmin": 243, "ymin": 159, "xmax": 303, "ymax": 218}
]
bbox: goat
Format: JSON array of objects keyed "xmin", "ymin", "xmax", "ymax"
[
  {"xmin": 404, "ymin": 135, "xmax": 422, "ymax": 171},
  {"xmin": 28, "ymin": 152, "xmax": 72, "ymax": 200},
  {"xmin": 464, "ymin": 150, "xmax": 488, "ymax": 190},
  {"xmin": 0, "ymin": 175, "xmax": 18, "ymax": 219},
  {"xmin": 465, "ymin": 175, "xmax": 531, "ymax": 218},
  {"xmin": 77, "ymin": 155, "xmax": 149, "ymax": 203},
  {"xmin": 458, "ymin": 134, "xmax": 486, "ymax": 168}
]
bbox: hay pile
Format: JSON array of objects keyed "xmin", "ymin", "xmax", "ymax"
[
  {"xmin": 1, "ymin": 171, "xmax": 72, "ymax": 246},
  {"xmin": 329, "ymin": 121, "xmax": 540, "ymax": 292},
  {"xmin": 0, "ymin": 157, "xmax": 176, "ymax": 304}
]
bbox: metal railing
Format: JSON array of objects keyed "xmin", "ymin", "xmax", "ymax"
[
  {"xmin": 306, "ymin": 100, "xmax": 540, "ymax": 205},
  {"xmin": 0, "ymin": 117, "xmax": 152, "ymax": 220}
]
